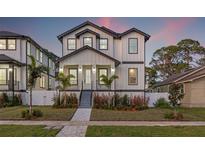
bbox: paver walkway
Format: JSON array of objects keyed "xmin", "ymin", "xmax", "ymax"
[{"xmin": 56, "ymin": 108, "xmax": 92, "ymax": 137}]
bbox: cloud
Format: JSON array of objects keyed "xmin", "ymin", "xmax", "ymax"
[
  {"xmin": 151, "ymin": 18, "xmax": 195, "ymax": 44},
  {"xmin": 95, "ymin": 17, "xmax": 128, "ymax": 32}
]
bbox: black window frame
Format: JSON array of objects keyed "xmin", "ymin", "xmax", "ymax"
[
  {"xmin": 98, "ymin": 68, "xmax": 108, "ymax": 85},
  {"xmin": 67, "ymin": 38, "xmax": 76, "ymax": 50},
  {"xmin": 128, "ymin": 68, "xmax": 138, "ymax": 85},
  {"xmin": 0, "ymin": 39, "xmax": 16, "ymax": 50},
  {"xmin": 128, "ymin": 38, "xmax": 138, "ymax": 54},
  {"xmin": 99, "ymin": 38, "xmax": 108, "ymax": 50},
  {"xmin": 68, "ymin": 68, "xmax": 78, "ymax": 85},
  {"xmin": 83, "ymin": 37, "xmax": 93, "ymax": 47}
]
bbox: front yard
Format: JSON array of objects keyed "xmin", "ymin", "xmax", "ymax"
[
  {"xmin": 91, "ymin": 108, "xmax": 205, "ymax": 121},
  {"xmin": 0, "ymin": 125, "xmax": 60, "ymax": 137},
  {"xmin": 0, "ymin": 106, "xmax": 76, "ymax": 120},
  {"xmin": 86, "ymin": 126, "xmax": 205, "ymax": 137}
]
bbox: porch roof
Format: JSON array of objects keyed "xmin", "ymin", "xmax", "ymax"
[
  {"xmin": 57, "ymin": 46, "xmax": 121, "ymax": 66},
  {"xmin": 0, "ymin": 54, "xmax": 26, "ymax": 66}
]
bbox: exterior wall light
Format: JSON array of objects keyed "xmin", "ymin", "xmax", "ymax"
[
  {"xmin": 8, "ymin": 68, "xmax": 13, "ymax": 72},
  {"xmin": 111, "ymin": 68, "xmax": 115, "ymax": 73},
  {"xmin": 59, "ymin": 67, "xmax": 63, "ymax": 72},
  {"xmin": 92, "ymin": 66, "xmax": 96, "ymax": 73},
  {"xmin": 79, "ymin": 66, "xmax": 82, "ymax": 72}
]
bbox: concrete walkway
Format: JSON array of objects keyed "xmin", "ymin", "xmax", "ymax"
[
  {"xmin": 56, "ymin": 108, "xmax": 91, "ymax": 137},
  {"xmin": 1, "ymin": 120, "xmax": 205, "ymax": 126},
  {"xmin": 71, "ymin": 108, "xmax": 91, "ymax": 121}
]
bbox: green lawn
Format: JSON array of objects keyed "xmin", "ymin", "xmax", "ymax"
[
  {"xmin": 0, "ymin": 106, "xmax": 76, "ymax": 120},
  {"xmin": 86, "ymin": 126, "xmax": 205, "ymax": 137},
  {"xmin": 0, "ymin": 125, "xmax": 60, "ymax": 137},
  {"xmin": 91, "ymin": 108, "xmax": 205, "ymax": 121}
]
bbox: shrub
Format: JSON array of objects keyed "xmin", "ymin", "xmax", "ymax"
[
  {"xmin": 0, "ymin": 93, "xmax": 22, "ymax": 108},
  {"xmin": 32, "ymin": 109, "xmax": 43, "ymax": 117},
  {"xmin": 52, "ymin": 93, "xmax": 78, "ymax": 108},
  {"xmin": 130, "ymin": 95, "xmax": 149, "ymax": 110},
  {"xmin": 93, "ymin": 93, "xmax": 111, "ymax": 109},
  {"xmin": 21, "ymin": 110, "xmax": 32, "ymax": 120},
  {"xmin": 154, "ymin": 98, "xmax": 170, "ymax": 108},
  {"xmin": 164, "ymin": 112, "xmax": 184, "ymax": 120},
  {"xmin": 21, "ymin": 109, "xmax": 43, "ymax": 119}
]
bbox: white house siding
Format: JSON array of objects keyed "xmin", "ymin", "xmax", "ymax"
[
  {"xmin": 62, "ymin": 25, "xmax": 114, "ymax": 57},
  {"xmin": 0, "ymin": 39, "xmax": 22, "ymax": 62},
  {"xmin": 115, "ymin": 64, "xmax": 144, "ymax": 90}
]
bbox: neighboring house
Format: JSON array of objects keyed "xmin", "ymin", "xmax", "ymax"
[
  {"xmin": 155, "ymin": 66, "xmax": 205, "ymax": 107},
  {"xmin": 0, "ymin": 31, "xmax": 58, "ymax": 92},
  {"xmin": 57, "ymin": 21, "xmax": 150, "ymax": 97}
]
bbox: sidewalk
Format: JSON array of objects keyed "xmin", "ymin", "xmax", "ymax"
[{"xmin": 1, "ymin": 120, "xmax": 205, "ymax": 126}]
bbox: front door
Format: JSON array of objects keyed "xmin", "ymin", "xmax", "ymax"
[{"xmin": 84, "ymin": 68, "xmax": 92, "ymax": 89}]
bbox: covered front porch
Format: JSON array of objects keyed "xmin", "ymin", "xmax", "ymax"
[
  {"xmin": 57, "ymin": 46, "xmax": 120, "ymax": 91},
  {"xmin": 61, "ymin": 64, "xmax": 116, "ymax": 90},
  {"xmin": 0, "ymin": 54, "xmax": 26, "ymax": 91}
]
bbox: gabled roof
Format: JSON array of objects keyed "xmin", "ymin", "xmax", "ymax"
[
  {"xmin": 57, "ymin": 45, "xmax": 120, "ymax": 66},
  {"xmin": 118, "ymin": 28, "xmax": 150, "ymax": 41},
  {"xmin": 57, "ymin": 21, "xmax": 150, "ymax": 42},
  {"xmin": 75, "ymin": 29, "xmax": 100, "ymax": 38},
  {"xmin": 0, "ymin": 31, "xmax": 24, "ymax": 38},
  {"xmin": 0, "ymin": 31, "xmax": 58, "ymax": 61},
  {"xmin": 155, "ymin": 66, "xmax": 205, "ymax": 87},
  {"xmin": 0, "ymin": 54, "xmax": 26, "ymax": 66}
]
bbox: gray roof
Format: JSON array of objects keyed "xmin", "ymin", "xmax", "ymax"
[
  {"xmin": 0, "ymin": 31, "xmax": 58, "ymax": 61},
  {"xmin": 57, "ymin": 21, "xmax": 150, "ymax": 42},
  {"xmin": 154, "ymin": 68, "xmax": 197, "ymax": 87},
  {"xmin": 0, "ymin": 54, "xmax": 26, "ymax": 66}
]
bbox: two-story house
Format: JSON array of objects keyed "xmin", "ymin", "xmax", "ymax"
[
  {"xmin": 57, "ymin": 21, "xmax": 150, "ymax": 98},
  {"xmin": 0, "ymin": 31, "xmax": 58, "ymax": 93}
]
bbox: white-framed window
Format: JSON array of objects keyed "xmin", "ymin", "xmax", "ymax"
[
  {"xmin": 128, "ymin": 38, "xmax": 138, "ymax": 54},
  {"xmin": 36, "ymin": 49, "xmax": 40, "ymax": 61},
  {"xmin": 67, "ymin": 38, "xmax": 76, "ymax": 50},
  {"xmin": 0, "ymin": 39, "xmax": 6, "ymax": 50},
  {"xmin": 40, "ymin": 52, "xmax": 43, "ymax": 63},
  {"xmin": 0, "ymin": 69, "xmax": 7, "ymax": 84},
  {"xmin": 99, "ymin": 38, "xmax": 108, "ymax": 50},
  {"xmin": 99, "ymin": 68, "xmax": 108, "ymax": 85},
  {"xmin": 128, "ymin": 68, "xmax": 138, "ymax": 85},
  {"xmin": 40, "ymin": 76, "xmax": 46, "ymax": 88},
  {"xmin": 69, "ymin": 68, "xmax": 77, "ymax": 85},
  {"xmin": 27, "ymin": 42, "xmax": 31, "ymax": 55},
  {"xmin": 83, "ymin": 37, "xmax": 92, "ymax": 47},
  {"xmin": 8, "ymin": 39, "xmax": 16, "ymax": 50}
]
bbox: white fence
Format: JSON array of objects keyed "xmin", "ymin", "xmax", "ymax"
[{"xmin": 146, "ymin": 92, "xmax": 169, "ymax": 107}]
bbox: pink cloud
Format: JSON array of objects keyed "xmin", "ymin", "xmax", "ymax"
[
  {"xmin": 151, "ymin": 18, "xmax": 195, "ymax": 44},
  {"xmin": 95, "ymin": 17, "xmax": 128, "ymax": 32}
]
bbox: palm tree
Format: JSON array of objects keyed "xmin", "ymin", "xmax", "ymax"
[
  {"xmin": 56, "ymin": 72, "xmax": 75, "ymax": 106},
  {"xmin": 27, "ymin": 55, "xmax": 47, "ymax": 114},
  {"xmin": 56, "ymin": 72, "xmax": 74, "ymax": 90},
  {"xmin": 100, "ymin": 74, "xmax": 118, "ymax": 89}
]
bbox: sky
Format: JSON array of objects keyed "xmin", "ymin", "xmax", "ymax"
[{"xmin": 0, "ymin": 17, "xmax": 205, "ymax": 65}]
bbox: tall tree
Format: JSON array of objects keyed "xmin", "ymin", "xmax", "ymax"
[
  {"xmin": 145, "ymin": 67, "xmax": 157, "ymax": 88},
  {"xmin": 177, "ymin": 39, "xmax": 205, "ymax": 67},
  {"xmin": 27, "ymin": 55, "xmax": 47, "ymax": 114}
]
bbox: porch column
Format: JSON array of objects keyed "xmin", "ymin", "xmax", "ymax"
[
  {"xmin": 92, "ymin": 65, "xmax": 96, "ymax": 90},
  {"xmin": 111, "ymin": 64, "xmax": 115, "ymax": 90},
  {"xmin": 78, "ymin": 65, "xmax": 83, "ymax": 90}
]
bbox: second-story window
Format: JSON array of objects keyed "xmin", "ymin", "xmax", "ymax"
[
  {"xmin": 40, "ymin": 52, "xmax": 43, "ymax": 63},
  {"xmin": 27, "ymin": 42, "xmax": 31, "ymax": 55},
  {"xmin": 0, "ymin": 39, "xmax": 6, "ymax": 50},
  {"xmin": 8, "ymin": 39, "xmax": 16, "ymax": 50},
  {"xmin": 99, "ymin": 38, "xmax": 108, "ymax": 50},
  {"xmin": 67, "ymin": 38, "xmax": 76, "ymax": 50},
  {"xmin": 128, "ymin": 38, "xmax": 138, "ymax": 54},
  {"xmin": 36, "ymin": 49, "xmax": 40, "ymax": 61},
  {"xmin": 83, "ymin": 37, "xmax": 92, "ymax": 47}
]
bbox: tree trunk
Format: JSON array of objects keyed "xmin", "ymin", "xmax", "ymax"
[{"xmin": 29, "ymin": 87, "xmax": 32, "ymax": 114}]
